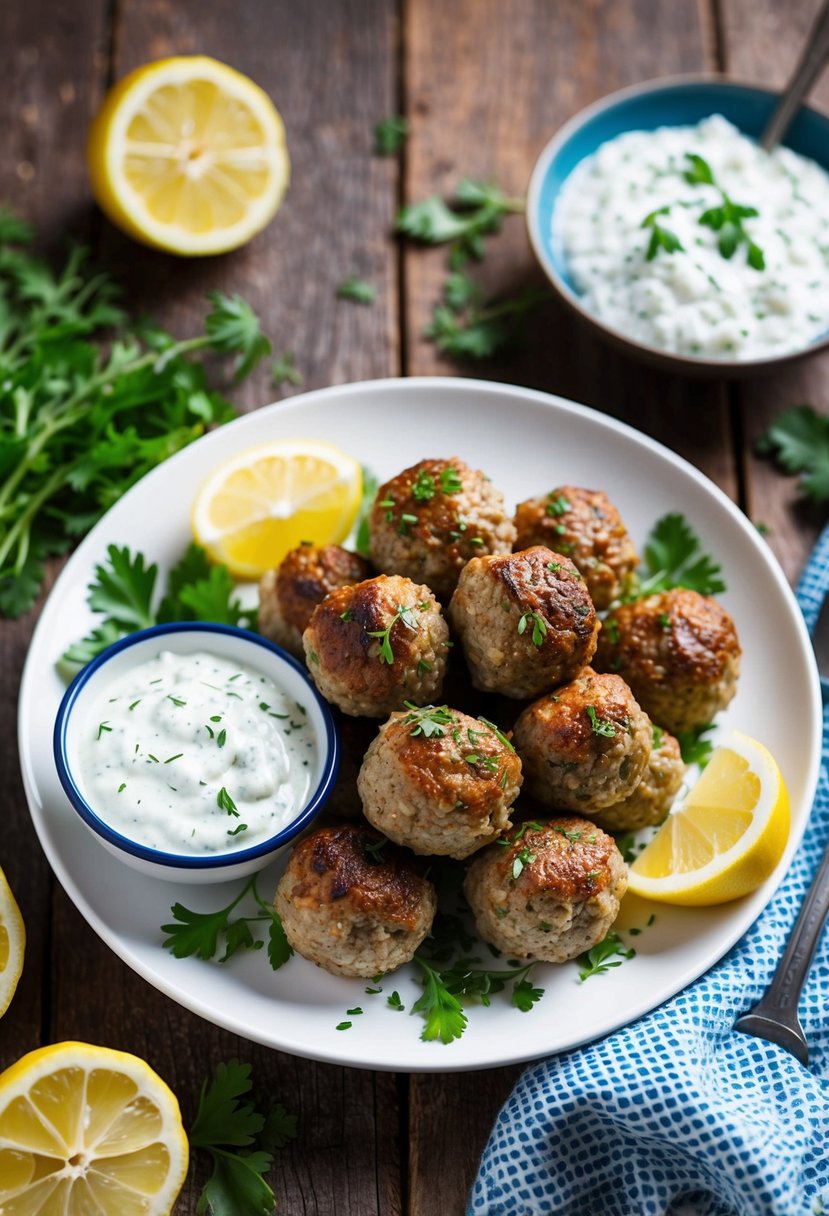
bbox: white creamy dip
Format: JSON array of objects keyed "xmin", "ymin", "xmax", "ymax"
[
  {"xmin": 78, "ymin": 650, "xmax": 313, "ymax": 855},
  {"xmin": 553, "ymin": 115, "xmax": 829, "ymax": 359}
]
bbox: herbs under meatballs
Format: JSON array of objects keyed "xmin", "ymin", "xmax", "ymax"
[
  {"xmin": 302, "ymin": 574, "xmax": 449, "ymax": 717},
  {"xmin": 368, "ymin": 456, "xmax": 516, "ymax": 600},
  {"xmin": 274, "ymin": 823, "xmax": 437, "ymax": 979},
  {"xmin": 357, "ymin": 705, "xmax": 522, "ymax": 858},
  {"xmin": 463, "ymin": 817, "xmax": 628, "ymax": 963},
  {"xmin": 448, "ymin": 546, "xmax": 599, "ymax": 699}
]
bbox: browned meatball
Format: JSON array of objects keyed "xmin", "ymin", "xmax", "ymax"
[
  {"xmin": 463, "ymin": 817, "xmax": 627, "ymax": 962},
  {"xmin": 513, "ymin": 670, "xmax": 652, "ymax": 811},
  {"xmin": 259, "ymin": 545, "xmax": 372, "ymax": 657},
  {"xmin": 594, "ymin": 588, "xmax": 741, "ymax": 734},
  {"xmin": 590, "ymin": 726, "xmax": 685, "ymax": 832},
  {"xmin": 274, "ymin": 824, "xmax": 437, "ymax": 978},
  {"xmin": 368, "ymin": 457, "xmax": 516, "ymax": 600},
  {"xmin": 357, "ymin": 705, "xmax": 522, "ymax": 858},
  {"xmin": 514, "ymin": 486, "xmax": 639, "ymax": 610},
  {"xmin": 448, "ymin": 546, "xmax": 599, "ymax": 699},
  {"xmin": 302, "ymin": 574, "xmax": 449, "ymax": 718}
]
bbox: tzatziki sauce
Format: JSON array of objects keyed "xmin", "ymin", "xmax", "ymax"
[
  {"xmin": 78, "ymin": 650, "xmax": 313, "ymax": 855},
  {"xmin": 553, "ymin": 114, "xmax": 829, "ymax": 359}
]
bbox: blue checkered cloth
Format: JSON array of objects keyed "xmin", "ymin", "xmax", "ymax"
[{"xmin": 469, "ymin": 528, "xmax": 829, "ymax": 1216}]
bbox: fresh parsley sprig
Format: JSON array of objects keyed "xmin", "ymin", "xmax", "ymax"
[
  {"xmin": 756, "ymin": 404, "xmax": 829, "ymax": 502},
  {"xmin": 367, "ymin": 602, "xmax": 422, "ymax": 664},
  {"xmin": 684, "ymin": 153, "xmax": 765, "ymax": 270},
  {"xmin": 0, "ymin": 218, "xmax": 271, "ymax": 616},
  {"xmin": 412, "ymin": 955, "xmax": 543, "ymax": 1043},
  {"xmin": 634, "ymin": 513, "xmax": 726, "ymax": 599},
  {"xmin": 189, "ymin": 1059, "xmax": 297, "ymax": 1216},
  {"xmin": 396, "ymin": 178, "xmax": 524, "ymax": 266},
  {"xmin": 403, "ymin": 702, "xmax": 455, "ymax": 738},
  {"xmin": 641, "ymin": 206, "xmax": 684, "ymax": 261},
  {"xmin": 576, "ymin": 931, "xmax": 635, "ymax": 981},
  {"xmin": 161, "ymin": 875, "xmax": 293, "ymax": 970},
  {"xmin": 60, "ymin": 542, "xmax": 256, "ymax": 673}
]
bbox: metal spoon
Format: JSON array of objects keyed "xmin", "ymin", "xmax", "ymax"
[
  {"xmin": 760, "ymin": 0, "xmax": 829, "ymax": 150},
  {"xmin": 733, "ymin": 596, "xmax": 829, "ymax": 1065}
]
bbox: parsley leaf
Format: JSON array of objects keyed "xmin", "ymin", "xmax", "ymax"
[
  {"xmin": 271, "ymin": 351, "xmax": 302, "ymax": 388},
  {"xmin": 756, "ymin": 404, "xmax": 829, "ymax": 502},
  {"xmin": 637, "ymin": 513, "xmax": 726, "ymax": 597},
  {"xmin": 641, "ymin": 207, "xmax": 684, "ymax": 261},
  {"xmin": 396, "ymin": 177, "xmax": 524, "ymax": 264},
  {"xmin": 161, "ymin": 876, "xmax": 293, "ymax": 969},
  {"xmin": 204, "ymin": 291, "xmax": 272, "ymax": 381},
  {"xmin": 336, "ymin": 277, "xmax": 377, "ymax": 305},
  {"xmin": 512, "ymin": 977, "xmax": 545, "ymax": 1012},
  {"xmin": 676, "ymin": 722, "xmax": 716, "ymax": 768},
  {"xmin": 425, "ymin": 286, "xmax": 549, "ymax": 361},
  {"xmin": 412, "ymin": 958, "xmax": 468, "ymax": 1043},
  {"xmin": 374, "ymin": 114, "xmax": 408, "ymax": 155},
  {"xmin": 576, "ymin": 931, "xmax": 635, "ymax": 981}
]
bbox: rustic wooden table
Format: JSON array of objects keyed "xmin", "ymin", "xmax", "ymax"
[{"xmin": 2, "ymin": 1, "xmax": 828, "ymax": 1212}]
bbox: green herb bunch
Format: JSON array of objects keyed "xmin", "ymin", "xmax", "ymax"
[{"xmin": 0, "ymin": 212, "xmax": 271, "ymax": 616}]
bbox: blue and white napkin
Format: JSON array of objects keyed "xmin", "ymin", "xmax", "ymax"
[{"xmin": 470, "ymin": 529, "xmax": 829, "ymax": 1216}]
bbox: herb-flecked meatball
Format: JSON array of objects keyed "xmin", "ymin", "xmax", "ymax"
[
  {"xmin": 448, "ymin": 546, "xmax": 599, "ymax": 699},
  {"xmin": 357, "ymin": 705, "xmax": 522, "ymax": 858},
  {"xmin": 258, "ymin": 544, "xmax": 372, "ymax": 658},
  {"xmin": 274, "ymin": 824, "xmax": 437, "ymax": 979},
  {"xmin": 463, "ymin": 817, "xmax": 627, "ymax": 962},
  {"xmin": 368, "ymin": 457, "xmax": 516, "ymax": 600},
  {"xmin": 513, "ymin": 670, "xmax": 652, "ymax": 811},
  {"xmin": 513, "ymin": 485, "xmax": 638, "ymax": 610},
  {"xmin": 594, "ymin": 588, "xmax": 741, "ymax": 734},
  {"xmin": 302, "ymin": 574, "xmax": 449, "ymax": 718},
  {"xmin": 590, "ymin": 726, "xmax": 685, "ymax": 832}
]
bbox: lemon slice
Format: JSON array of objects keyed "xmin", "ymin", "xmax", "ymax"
[
  {"xmin": 626, "ymin": 729, "xmax": 790, "ymax": 906},
  {"xmin": 0, "ymin": 867, "xmax": 24, "ymax": 1019},
  {"xmin": 0, "ymin": 1041, "xmax": 188, "ymax": 1214},
  {"xmin": 192, "ymin": 439, "xmax": 363, "ymax": 578},
  {"xmin": 87, "ymin": 56, "xmax": 289, "ymax": 255}
]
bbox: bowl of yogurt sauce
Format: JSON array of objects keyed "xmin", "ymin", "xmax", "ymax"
[
  {"xmin": 53, "ymin": 622, "xmax": 340, "ymax": 883},
  {"xmin": 527, "ymin": 76, "xmax": 829, "ymax": 375}
]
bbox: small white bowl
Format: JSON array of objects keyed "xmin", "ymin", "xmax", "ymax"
[{"xmin": 53, "ymin": 622, "xmax": 340, "ymax": 883}]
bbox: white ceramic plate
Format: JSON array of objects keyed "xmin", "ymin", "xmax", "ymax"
[{"xmin": 18, "ymin": 377, "xmax": 821, "ymax": 1072}]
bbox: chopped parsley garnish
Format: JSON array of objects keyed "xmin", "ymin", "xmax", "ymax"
[
  {"xmin": 652, "ymin": 724, "xmax": 665, "ymax": 750},
  {"xmin": 685, "ymin": 153, "xmax": 765, "ymax": 270},
  {"xmin": 545, "ymin": 493, "xmax": 571, "ymax": 517},
  {"xmin": 367, "ymin": 603, "xmax": 421, "ymax": 664},
  {"xmin": 586, "ymin": 706, "xmax": 616, "ymax": 738},
  {"xmin": 412, "ymin": 469, "xmax": 438, "ymax": 501},
  {"xmin": 271, "ymin": 349, "xmax": 303, "ymax": 388},
  {"xmin": 96, "ymin": 721, "xmax": 112, "ymax": 740},
  {"xmin": 676, "ymin": 722, "xmax": 716, "ymax": 768},
  {"xmin": 403, "ymin": 702, "xmax": 455, "ymax": 738},
  {"xmin": 477, "ymin": 716, "xmax": 515, "ymax": 752},
  {"xmin": 387, "ymin": 990, "xmax": 405, "ymax": 1011},
  {"xmin": 374, "ymin": 114, "xmax": 409, "ymax": 156},
  {"xmin": 217, "ymin": 786, "xmax": 239, "ymax": 817},
  {"xmin": 511, "ymin": 846, "xmax": 535, "ymax": 881},
  {"xmin": 517, "ymin": 609, "xmax": 547, "ymax": 647}
]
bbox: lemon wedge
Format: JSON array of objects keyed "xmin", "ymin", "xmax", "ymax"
[
  {"xmin": 626, "ymin": 729, "xmax": 790, "ymax": 906},
  {"xmin": 0, "ymin": 867, "xmax": 24, "ymax": 1019},
  {"xmin": 87, "ymin": 55, "xmax": 289, "ymax": 255},
  {"xmin": 0, "ymin": 1040, "xmax": 188, "ymax": 1213},
  {"xmin": 192, "ymin": 439, "xmax": 363, "ymax": 579}
]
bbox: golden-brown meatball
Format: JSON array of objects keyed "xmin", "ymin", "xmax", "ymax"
[
  {"xmin": 590, "ymin": 726, "xmax": 685, "ymax": 832},
  {"xmin": 357, "ymin": 705, "xmax": 522, "ymax": 858},
  {"xmin": 368, "ymin": 457, "xmax": 516, "ymax": 600},
  {"xmin": 274, "ymin": 823, "xmax": 437, "ymax": 978},
  {"xmin": 463, "ymin": 817, "xmax": 627, "ymax": 962},
  {"xmin": 302, "ymin": 574, "xmax": 449, "ymax": 717},
  {"xmin": 513, "ymin": 485, "xmax": 638, "ymax": 610},
  {"xmin": 449, "ymin": 546, "xmax": 599, "ymax": 700},
  {"xmin": 259, "ymin": 545, "xmax": 372, "ymax": 657},
  {"xmin": 513, "ymin": 670, "xmax": 652, "ymax": 811},
  {"xmin": 594, "ymin": 588, "xmax": 741, "ymax": 734}
]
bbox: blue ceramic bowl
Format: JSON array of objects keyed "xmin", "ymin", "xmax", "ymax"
[
  {"xmin": 54, "ymin": 622, "xmax": 340, "ymax": 883},
  {"xmin": 527, "ymin": 75, "xmax": 829, "ymax": 376}
]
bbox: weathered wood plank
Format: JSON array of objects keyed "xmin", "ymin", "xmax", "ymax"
[
  {"xmin": 0, "ymin": 0, "xmax": 111, "ymax": 1072},
  {"xmin": 719, "ymin": 0, "xmax": 829, "ymax": 583},
  {"xmin": 402, "ymin": 3, "xmax": 727, "ymax": 1212}
]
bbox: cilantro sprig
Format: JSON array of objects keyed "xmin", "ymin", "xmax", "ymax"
[
  {"xmin": 189, "ymin": 1059, "xmax": 297, "ymax": 1216},
  {"xmin": 60, "ymin": 542, "xmax": 255, "ymax": 673},
  {"xmin": 161, "ymin": 875, "xmax": 293, "ymax": 969},
  {"xmin": 0, "ymin": 218, "xmax": 271, "ymax": 616}
]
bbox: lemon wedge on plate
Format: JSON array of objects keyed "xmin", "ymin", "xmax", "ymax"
[
  {"xmin": 87, "ymin": 55, "xmax": 289, "ymax": 255},
  {"xmin": 626, "ymin": 729, "xmax": 790, "ymax": 906},
  {"xmin": 0, "ymin": 867, "xmax": 24, "ymax": 1019},
  {"xmin": 192, "ymin": 439, "xmax": 363, "ymax": 579},
  {"xmin": 0, "ymin": 1040, "xmax": 188, "ymax": 1213}
]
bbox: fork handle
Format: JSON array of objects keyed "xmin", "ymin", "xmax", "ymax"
[{"xmin": 736, "ymin": 841, "xmax": 829, "ymax": 1038}]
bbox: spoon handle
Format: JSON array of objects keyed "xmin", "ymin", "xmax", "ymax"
[
  {"xmin": 760, "ymin": 0, "xmax": 829, "ymax": 150},
  {"xmin": 734, "ymin": 837, "xmax": 829, "ymax": 1062}
]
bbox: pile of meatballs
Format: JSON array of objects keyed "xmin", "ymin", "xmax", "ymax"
[{"xmin": 259, "ymin": 457, "xmax": 741, "ymax": 983}]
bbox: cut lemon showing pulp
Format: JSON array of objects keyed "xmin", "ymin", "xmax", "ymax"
[
  {"xmin": 0, "ymin": 1041, "xmax": 188, "ymax": 1214},
  {"xmin": 192, "ymin": 439, "xmax": 363, "ymax": 578},
  {"xmin": 0, "ymin": 867, "xmax": 24, "ymax": 1019},
  {"xmin": 87, "ymin": 56, "xmax": 289, "ymax": 255},
  {"xmin": 626, "ymin": 730, "xmax": 790, "ymax": 906}
]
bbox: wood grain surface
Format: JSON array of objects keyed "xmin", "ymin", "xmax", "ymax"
[{"xmin": 1, "ymin": 1, "xmax": 827, "ymax": 1213}]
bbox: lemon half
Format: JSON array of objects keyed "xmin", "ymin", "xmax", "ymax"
[
  {"xmin": 0, "ymin": 1041, "xmax": 189, "ymax": 1214},
  {"xmin": 0, "ymin": 867, "xmax": 24, "ymax": 1019},
  {"xmin": 87, "ymin": 55, "xmax": 289, "ymax": 255},
  {"xmin": 626, "ymin": 729, "xmax": 790, "ymax": 906},
  {"xmin": 192, "ymin": 438, "xmax": 363, "ymax": 579}
]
